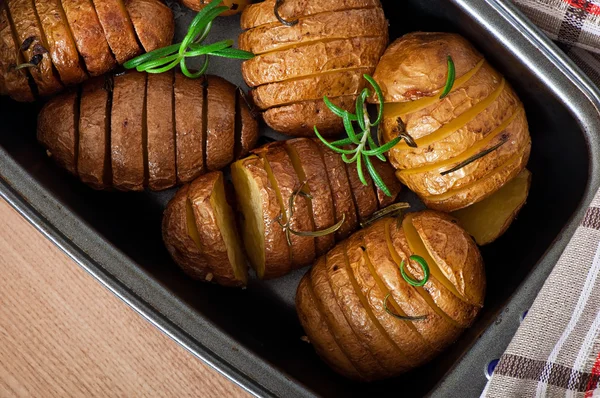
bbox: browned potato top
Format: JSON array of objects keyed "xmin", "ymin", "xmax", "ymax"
[
  {"xmin": 0, "ymin": 0, "xmax": 174, "ymax": 101},
  {"xmin": 296, "ymin": 211, "xmax": 485, "ymax": 381},
  {"xmin": 38, "ymin": 70, "xmax": 259, "ymax": 191}
]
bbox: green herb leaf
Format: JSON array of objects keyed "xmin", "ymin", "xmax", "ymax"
[
  {"xmin": 362, "ymin": 137, "xmax": 400, "ymax": 156},
  {"xmin": 363, "ymin": 154, "xmax": 390, "ymax": 196},
  {"xmin": 324, "ymin": 96, "xmax": 357, "ymax": 120},
  {"xmin": 209, "ymin": 48, "xmax": 255, "ymax": 59},
  {"xmin": 314, "ymin": 127, "xmax": 355, "ymax": 155},
  {"xmin": 364, "ymin": 74, "xmax": 384, "ymax": 125},
  {"xmin": 355, "ymin": 88, "xmax": 369, "ymax": 131},
  {"xmin": 400, "ymin": 255, "xmax": 430, "ymax": 287},
  {"xmin": 439, "ymin": 55, "xmax": 455, "ymax": 99}
]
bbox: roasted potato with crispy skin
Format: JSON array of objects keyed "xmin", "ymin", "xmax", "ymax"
[
  {"xmin": 239, "ymin": 0, "xmax": 388, "ymax": 137},
  {"xmin": 163, "ymin": 171, "xmax": 248, "ymax": 287},
  {"xmin": 0, "ymin": 0, "xmax": 174, "ymax": 101},
  {"xmin": 231, "ymin": 138, "xmax": 401, "ymax": 279},
  {"xmin": 372, "ymin": 32, "xmax": 532, "ymax": 212},
  {"xmin": 38, "ymin": 70, "xmax": 258, "ymax": 191},
  {"xmin": 180, "ymin": 0, "xmax": 251, "ymax": 16},
  {"xmin": 452, "ymin": 168, "xmax": 531, "ymax": 245},
  {"xmin": 296, "ymin": 210, "xmax": 485, "ymax": 381}
]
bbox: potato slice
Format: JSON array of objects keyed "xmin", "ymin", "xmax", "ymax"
[
  {"xmin": 181, "ymin": 0, "xmax": 250, "ymax": 16},
  {"xmin": 92, "ymin": 0, "xmax": 142, "ymax": 64},
  {"xmin": 259, "ymin": 144, "xmax": 315, "ymax": 269},
  {"xmin": 0, "ymin": 5, "xmax": 34, "ymax": 101},
  {"xmin": 286, "ymin": 138, "xmax": 336, "ymax": 256},
  {"xmin": 251, "ymin": 69, "xmax": 370, "ymax": 110},
  {"xmin": 7, "ymin": 0, "xmax": 63, "ymax": 96},
  {"xmin": 345, "ymin": 160, "xmax": 378, "ymax": 222},
  {"xmin": 308, "ymin": 257, "xmax": 385, "ymax": 380},
  {"xmin": 240, "ymin": 0, "xmax": 381, "ymax": 30},
  {"xmin": 111, "ymin": 71, "xmax": 145, "ymax": 191},
  {"xmin": 162, "ymin": 184, "xmax": 212, "ymax": 281},
  {"xmin": 239, "ymin": 8, "xmax": 387, "ymax": 55},
  {"xmin": 242, "ymin": 36, "xmax": 387, "ymax": 87},
  {"xmin": 314, "ymin": 139, "xmax": 358, "ymax": 241},
  {"xmin": 235, "ymin": 89, "xmax": 259, "ymax": 159},
  {"xmin": 262, "ymin": 96, "xmax": 354, "ymax": 137},
  {"xmin": 78, "ymin": 77, "xmax": 110, "ymax": 189},
  {"xmin": 231, "ymin": 155, "xmax": 291, "ymax": 279},
  {"xmin": 206, "ymin": 75, "xmax": 235, "ymax": 171},
  {"xmin": 37, "ymin": 90, "xmax": 78, "ymax": 174},
  {"xmin": 452, "ymin": 169, "xmax": 531, "ymax": 245},
  {"xmin": 295, "ymin": 275, "xmax": 362, "ymax": 380},
  {"xmin": 174, "ymin": 73, "xmax": 204, "ymax": 184},
  {"xmin": 61, "ymin": 0, "xmax": 116, "ymax": 76},
  {"xmin": 124, "ymin": 0, "xmax": 174, "ymax": 52},
  {"xmin": 34, "ymin": 0, "xmax": 87, "ymax": 86},
  {"xmin": 147, "ymin": 72, "xmax": 176, "ymax": 190},
  {"xmin": 186, "ymin": 172, "xmax": 248, "ymax": 287}
]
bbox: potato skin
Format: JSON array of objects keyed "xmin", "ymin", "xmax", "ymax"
[
  {"xmin": 206, "ymin": 75, "xmax": 236, "ymax": 171},
  {"xmin": 34, "ymin": 0, "xmax": 87, "ymax": 86},
  {"xmin": 37, "ymin": 90, "xmax": 78, "ymax": 175},
  {"xmin": 240, "ymin": 0, "xmax": 381, "ymax": 30},
  {"xmin": 92, "ymin": 0, "xmax": 142, "ymax": 64},
  {"xmin": 180, "ymin": 0, "xmax": 250, "ymax": 16},
  {"xmin": 373, "ymin": 32, "xmax": 532, "ymax": 211},
  {"xmin": 8, "ymin": 0, "xmax": 63, "ymax": 96},
  {"xmin": 296, "ymin": 212, "xmax": 485, "ymax": 381},
  {"xmin": 124, "ymin": 0, "xmax": 174, "ymax": 52},
  {"xmin": 263, "ymin": 96, "xmax": 355, "ymax": 137},
  {"xmin": 0, "ymin": 5, "xmax": 34, "ymax": 102},
  {"xmin": 39, "ymin": 71, "xmax": 257, "ymax": 191}
]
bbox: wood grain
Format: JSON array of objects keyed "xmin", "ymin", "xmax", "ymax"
[{"xmin": 0, "ymin": 199, "xmax": 250, "ymax": 398}]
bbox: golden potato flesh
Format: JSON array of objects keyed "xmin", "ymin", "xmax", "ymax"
[
  {"xmin": 295, "ymin": 210, "xmax": 485, "ymax": 381},
  {"xmin": 372, "ymin": 32, "xmax": 532, "ymax": 212},
  {"xmin": 452, "ymin": 169, "xmax": 531, "ymax": 245},
  {"xmin": 239, "ymin": 1, "xmax": 388, "ymax": 137}
]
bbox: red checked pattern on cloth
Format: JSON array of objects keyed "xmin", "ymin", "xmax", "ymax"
[{"xmin": 484, "ymin": 2, "xmax": 600, "ymax": 396}]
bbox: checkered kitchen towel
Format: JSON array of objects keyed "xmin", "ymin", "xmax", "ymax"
[{"xmin": 484, "ymin": 2, "xmax": 600, "ymax": 396}]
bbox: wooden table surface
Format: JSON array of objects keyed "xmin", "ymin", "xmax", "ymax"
[{"xmin": 0, "ymin": 199, "xmax": 250, "ymax": 398}]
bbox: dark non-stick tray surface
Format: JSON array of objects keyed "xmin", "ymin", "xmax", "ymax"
[{"xmin": 2, "ymin": 0, "xmax": 600, "ymax": 396}]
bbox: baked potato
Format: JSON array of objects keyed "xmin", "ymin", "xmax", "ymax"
[
  {"xmin": 452, "ymin": 168, "xmax": 531, "ymax": 245},
  {"xmin": 163, "ymin": 171, "xmax": 248, "ymax": 287},
  {"xmin": 296, "ymin": 210, "xmax": 485, "ymax": 381},
  {"xmin": 179, "ymin": 0, "xmax": 251, "ymax": 16},
  {"xmin": 231, "ymin": 138, "xmax": 402, "ymax": 279},
  {"xmin": 372, "ymin": 32, "xmax": 532, "ymax": 212},
  {"xmin": 38, "ymin": 70, "xmax": 258, "ymax": 191},
  {"xmin": 0, "ymin": 0, "xmax": 174, "ymax": 101},
  {"xmin": 238, "ymin": 0, "xmax": 388, "ymax": 137}
]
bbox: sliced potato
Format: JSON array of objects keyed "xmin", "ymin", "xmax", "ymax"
[
  {"xmin": 239, "ymin": 8, "xmax": 387, "ymax": 55},
  {"xmin": 345, "ymin": 160, "xmax": 378, "ymax": 222},
  {"xmin": 251, "ymin": 69, "xmax": 370, "ymax": 110},
  {"xmin": 124, "ymin": 0, "xmax": 174, "ymax": 52},
  {"xmin": 240, "ymin": 0, "xmax": 381, "ymax": 30},
  {"xmin": 61, "ymin": 0, "xmax": 117, "ymax": 76},
  {"xmin": 231, "ymin": 155, "xmax": 291, "ymax": 279},
  {"xmin": 92, "ymin": 0, "xmax": 142, "ymax": 64},
  {"xmin": 206, "ymin": 75, "xmax": 236, "ymax": 171},
  {"xmin": 7, "ymin": 0, "xmax": 63, "ymax": 96},
  {"xmin": 236, "ymin": 89, "xmax": 259, "ymax": 159},
  {"xmin": 452, "ymin": 169, "xmax": 531, "ymax": 245},
  {"xmin": 0, "ymin": 5, "xmax": 34, "ymax": 102},
  {"xmin": 180, "ymin": 0, "xmax": 250, "ymax": 15},
  {"xmin": 34, "ymin": 0, "xmax": 87, "ymax": 86},
  {"xmin": 78, "ymin": 77, "xmax": 110, "ymax": 189},
  {"xmin": 242, "ymin": 36, "xmax": 387, "ymax": 87},
  {"xmin": 263, "ymin": 96, "xmax": 355, "ymax": 137},
  {"xmin": 111, "ymin": 71, "xmax": 145, "ymax": 191}
]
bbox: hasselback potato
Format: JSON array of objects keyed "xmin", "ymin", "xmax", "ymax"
[
  {"xmin": 238, "ymin": 0, "xmax": 388, "ymax": 137},
  {"xmin": 231, "ymin": 138, "xmax": 401, "ymax": 279},
  {"xmin": 296, "ymin": 210, "xmax": 485, "ymax": 381},
  {"xmin": 163, "ymin": 171, "xmax": 248, "ymax": 287},
  {"xmin": 0, "ymin": 0, "xmax": 174, "ymax": 102},
  {"xmin": 373, "ymin": 32, "xmax": 532, "ymax": 212},
  {"xmin": 38, "ymin": 70, "xmax": 259, "ymax": 191}
]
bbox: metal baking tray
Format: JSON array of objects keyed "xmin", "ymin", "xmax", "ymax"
[{"xmin": 2, "ymin": 0, "xmax": 600, "ymax": 396}]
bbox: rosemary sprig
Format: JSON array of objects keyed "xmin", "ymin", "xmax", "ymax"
[
  {"xmin": 275, "ymin": 181, "xmax": 345, "ymax": 247},
  {"xmin": 123, "ymin": 0, "xmax": 254, "ymax": 78},
  {"xmin": 439, "ymin": 55, "xmax": 456, "ymax": 99},
  {"xmin": 315, "ymin": 75, "xmax": 415, "ymax": 197},
  {"xmin": 440, "ymin": 136, "xmax": 509, "ymax": 176},
  {"xmin": 383, "ymin": 254, "xmax": 430, "ymax": 321},
  {"xmin": 384, "ymin": 294, "xmax": 428, "ymax": 321}
]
